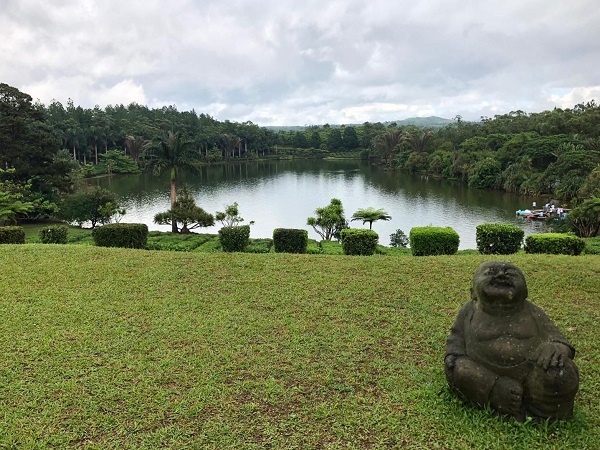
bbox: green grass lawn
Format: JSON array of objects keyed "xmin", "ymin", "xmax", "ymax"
[{"xmin": 0, "ymin": 245, "xmax": 599, "ymax": 449}]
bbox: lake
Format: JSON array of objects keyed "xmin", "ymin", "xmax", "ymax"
[{"xmin": 93, "ymin": 159, "xmax": 547, "ymax": 249}]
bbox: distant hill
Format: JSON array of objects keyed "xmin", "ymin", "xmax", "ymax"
[
  {"xmin": 382, "ymin": 116, "xmax": 454, "ymax": 128},
  {"xmin": 264, "ymin": 116, "xmax": 454, "ymax": 131}
]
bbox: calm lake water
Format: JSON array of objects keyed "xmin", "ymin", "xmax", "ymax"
[{"xmin": 93, "ymin": 159, "xmax": 547, "ymax": 249}]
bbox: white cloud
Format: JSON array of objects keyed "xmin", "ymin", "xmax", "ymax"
[
  {"xmin": 2, "ymin": 0, "xmax": 600, "ymax": 124},
  {"xmin": 549, "ymin": 86, "xmax": 600, "ymax": 109}
]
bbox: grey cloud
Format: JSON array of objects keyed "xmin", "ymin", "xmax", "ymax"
[{"xmin": 1, "ymin": 0, "xmax": 599, "ymax": 124}]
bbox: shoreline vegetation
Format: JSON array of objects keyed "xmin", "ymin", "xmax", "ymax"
[
  {"xmin": 20, "ymin": 223, "xmax": 600, "ymax": 255},
  {"xmin": 0, "ymin": 245, "xmax": 598, "ymax": 448}
]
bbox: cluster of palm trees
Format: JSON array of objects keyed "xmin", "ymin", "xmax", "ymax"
[{"xmin": 372, "ymin": 128, "xmax": 433, "ymax": 168}]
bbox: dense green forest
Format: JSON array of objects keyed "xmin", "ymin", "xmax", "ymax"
[{"xmin": 1, "ymin": 81, "xmax": 600, "ymax": 232}]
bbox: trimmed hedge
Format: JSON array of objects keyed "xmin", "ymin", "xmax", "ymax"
[
  {"xmin": 340, "ymin": 229, "xmax": 379, "ymax": 256},
  {"xmin": 409, "ymin": 226, "xmax": 459, "ymax": 256},
  {"xmin": 92, "ymin": 223, "xmax": 148, "ymax": 249},
  {"xmin": 39, "ymin": 225, "xmax": 68, "ymax": 244},
  {"xmin": 219, "ymin": 225, "xmax": 250, "ymax": 252},
  {"xmin": 476, "ymin": 223, "xmax": 524, "ymax": 255},
  {"xmin": 524, "ymin": 233, "xmax": 585, "ymax": 255},
  {"xmin": 273, "ymin": 228, "xmax": 308, "ymax": 254},
  {"xmin": 0, "ymin": 226, "xmax": 25, "ymax": 244}
]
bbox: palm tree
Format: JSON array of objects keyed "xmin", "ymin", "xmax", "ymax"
[
  {"xmin": 146, "ymin": 131, "xmax": 198, "ymax": 232},
  {"xmin": 125, "ymin": 135, "xmax": 150, "ymax": 163},
  {"xmin": 403, "ymin": 129, "xmax": 433, "ymax": 154},
  {"xmin": 372, "ymin": 130, "xmax": 403, "ymax": 167},
  {"xmin": 351, "ymin": 207, "xmax": 392, "ymax": 230}
]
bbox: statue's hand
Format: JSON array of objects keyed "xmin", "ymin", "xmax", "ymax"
[
  {"xmin": 536, "ymin": 342, "xmax": 571, "ymax": 370},
  {"xmin": 444, "ymin": 354, "xmax": 458, "ymax": 370},
  {"xmin": 490, "ymin": 376, "xmax": 523, "ymax": 417}
]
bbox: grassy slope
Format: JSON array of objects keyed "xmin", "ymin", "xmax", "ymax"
[{"xmin": 1, "ymin": 245, "xmax": 599, "ymax": 449}]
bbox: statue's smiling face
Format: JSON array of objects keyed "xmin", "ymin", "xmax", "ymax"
[{"xmin": 472, "ymin": 262, "xmax": 528, "ymax": 313}]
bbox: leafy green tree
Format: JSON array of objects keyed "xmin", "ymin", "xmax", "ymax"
[
  {"xmin": 292, "ymin": 131, "xmax": 309, "ymax": 148},
  {"xmin": 59, "ymin": 187, "xmax": 122, "ymax": 228},
  {"xmin": 154, "ymin": 186, "xmax": 214, "ymax": 233},
  {"xmin": 309, "ymin": 131, "xmax": 322, "ymax": 149},
  {"xmin": 307, "ymin": 198, "xmax": 348, "ymax": 241},
  {"xmin": 0, "ymin": 177, "xmax": 35, "ymax": 225},
  {"xmin": 578, "ymin": 164, "xmax": 600, "ymax": 199},
  {"xmin": 0, "ymin": 168, "xmax": 57, "ymax": 224},
  {"xmin": 351, "ymin": 207, "xmax": 392, "ymax": 230},
  {"xmin": 215, "ymin": 202, "xmax": 253, "ymax": 227},
  {"xmin": 389, "ymin": 229, "xmax": 409, "ymax": 247},
  {"xmin": 99, "ymin": 150, "xmax": 140, "ymax": 175},
  {"xmin": 468, "ymin": 158, "xmax": 502, "ymax": 189},
  {"xmin": 342, "ymin": 126, "xmax": 360, "ymax": 150},
  {"xmin": 0, "ymin": 83, "xmax": 70, "ymax": 195},
  {"xmin": 146, "ymin": 131, "xmax": 199, "ymax": 232},
  {"xmin": 567, "ymin": 197, "xmax": 600, "ymax": 237},
  {"xmin": 403, "ymin": 152, "xmax": 428, "ymax": 173},
  {"xmin": 326, "ymin": 129, "xmax": 343, "ymax": 151},
  {"xmin": 544, "ymin": 145, "xmax": 599, "ymax": 202},
  {"xmin": 427, "ymin": 150, "xmax": 452, "ymax": 176}
]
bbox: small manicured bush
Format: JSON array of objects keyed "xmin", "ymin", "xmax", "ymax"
[
  {"xmin": 273, "ymin": 228, "xmax": 308, "ymax": 254},
  {"xmin": 39, "ymin": 225, "xmax": 68, "ymax": 244},
  {"xmin": 476, "ymin": 223, "xmax": 524, "ymax": 255},
  {"xmin": 218, "ymin": 225, "xmax": 250, "ymax": 252},
  {"xmin": 340, "ymin": 229, "xmax": 379, "ymax": 256},
  {"xmin": 0, "ymin": 226, "xmax": 25, "ymax": 244},
  {"xmin": 92, "ymin": 223, "xmax": 148, "ymax": 249},
  {"xmin": 524, "ymin": 233, "xmax": 585, "ymax": 255},
  {"xmin": 409, "ymin": 226, "xmax": 459, "ymax": 256}
]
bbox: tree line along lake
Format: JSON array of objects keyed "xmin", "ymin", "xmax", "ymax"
[{"xmin": 92, "ymin": 159, "xmax": 544, "ymax": 250}]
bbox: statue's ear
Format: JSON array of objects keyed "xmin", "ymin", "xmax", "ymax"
[{"xmin": 470, "ymin": 287, "xmax": 476, "ymax": 302}]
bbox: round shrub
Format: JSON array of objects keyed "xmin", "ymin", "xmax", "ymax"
[
  {"xmin": 476, "ymin": 223, "xmax": 524, "ymax": 255},
  {"xmin": 273, "ymin": 228, "xmax": 308, "ymax": 254},
  {"xmin": 524, "ymin": 233, "xmax": 585, "ymax": 255},
  {"xmin": 92, "ymin": 223, "xmax": 148, "ymax": 249},
  {"xmin": 219, "ymin": 225, "xmax": 250, "ymax": 252},
  {"xmin": 39, "ymin": 224, "xmax": 68, "ymax": 244},
  {"xmin": 0, "ymin": 226, "xmax": 25, "ymax": 244},
  {"xmin": 409, "ymin": 226, "xmax": 459, "ymax": 256},
  {"xmin": 340, "ymin": 228, "xmax": 378, "ymax": 256}
]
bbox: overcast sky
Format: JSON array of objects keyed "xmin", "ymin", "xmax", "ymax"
[{"xmin": 2, "ymin": 0, "xmax": 599, "ymax": 125}]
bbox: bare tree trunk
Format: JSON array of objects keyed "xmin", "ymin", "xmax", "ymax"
[{"xmin": 170, "ymin": 176, "xmax": 178, "ymax": 233}]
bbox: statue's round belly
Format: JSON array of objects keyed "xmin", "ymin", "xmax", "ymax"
[{"xmin": 469, "ymin": 335, "xmax": 536, "ymax": 367}]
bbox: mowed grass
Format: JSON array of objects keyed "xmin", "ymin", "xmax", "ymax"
[{"xmin": 0, "ymin": 245, "xmax": 599, "ymax": 449}]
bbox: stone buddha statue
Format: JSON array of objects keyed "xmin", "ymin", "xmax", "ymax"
[{"xmin": 444, "ymin": 261, "xmax": 579, "ymax": 421}]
